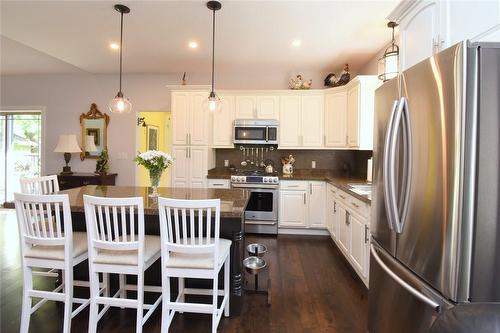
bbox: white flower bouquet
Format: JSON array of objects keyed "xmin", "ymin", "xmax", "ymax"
[{"xmin": 134, "ymin": 150, "xmax": 173, "ymax": 196}]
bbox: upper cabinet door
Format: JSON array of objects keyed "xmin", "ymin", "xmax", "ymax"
[
  {"xmin": 256, "ymin": 95, "xmax": 280, "ymax": 119},
  {"xmin": 172, "ymin": 92, "xmax": 189, "ymax": 145},
  {"xmin": 212, "ymin": 95, "xmax": 235, "ymax": 147},
  {"xmin": 347, "ymin": 84, "xmax": 360, "ymax": 148},
  {"xmin": 189, "ymin": 92, "xmax": 209, "ymax": 146},
  {"xmin": 301, "ymin": 94, "xmax": 324, "ymax": 147},
  {"xmin": 171, "ymin": 146, "xmax": 189, "ymax": 187},
  {"xmin": 279, "ymin": 95, "xmax": 301, "ymax": 147},
  {"xmin": 399, "ymin": 1, "xmax": 441, "ymax": 70},
  {"xmin": 324, "ymin": 91, "xmax": 347, "ymax": 147},
  {"xmin": 235, "ymin": 96, "xmax": 257, "ymax": 119}
]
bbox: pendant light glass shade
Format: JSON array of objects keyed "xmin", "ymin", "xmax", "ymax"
[
  {"xmin": 109, "ymin": 4, "xmax": 132, "ymax": 114},
  {"xmin": 206, "ymin": 1, "xmax": 222, "ymax": 112},
  {"xmin": 203, "ymin": 91, "xmax": 222, "ymax": 112},
  {"xmin": 109, "ymin": 92, "xmax": 132, "ymax": 114},
  {"xmin": 378, "ymin": 21, "xmax": 399, "ymax": 82}
]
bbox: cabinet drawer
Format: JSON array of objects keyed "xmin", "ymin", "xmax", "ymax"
[
  {"xmin": 336, "ymin": 189, "xmax": 369, "ymax": 218},
  {"xmin": 280, "ymin": 180, "xmax": 308, "ymax": 191},
  {"xmin": 207, "ymin": 179, "xmax": 230, "ymax": 189}
]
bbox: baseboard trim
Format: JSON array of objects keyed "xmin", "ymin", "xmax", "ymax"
[{"xmin": 278, "ymin": 228, "xmax": 329, "ymax": 236}]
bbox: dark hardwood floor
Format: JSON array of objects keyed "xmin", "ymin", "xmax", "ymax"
[{"xmin": 0, "ymin": 209, "xmax": 368, "ymax": 332}]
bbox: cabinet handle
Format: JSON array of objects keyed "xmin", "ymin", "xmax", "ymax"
[
  {"xmin": 288, "ymin": 185, "xmax": 299, "ymax": 188},
  {"xmin": 309, "ymin": 183, "xmax": 312, "ymax": 195},
  {"xmin": 303, "ymin": 193, "xmax": 306, "ymax": 204},
  {"xmin": 339, "ymin": 194, "xmax": 346, "ymax": 200},
  {"xmin": 351, "ymin": 202, "xmax": 359, "ymax": 208},
  {"xmin": 189, "ymin": 147, "xmax": 191, "ymax": 158},
  {"xmin": 334, "ymin": 201, "xmax": 337, "ymax": 213},
  {"xmin": 185, "ymin": 148, "xmax": 188, "ymax": 158},
  {"xmin": 212, "ymin": 183, "xmax": 224, "ymax": 186},
  {"xmin": 365, "ymin": 225, "xmax": 369, "ymax": 244},
  {"xmin": 345, "ymin": 211, "xmax": 350, "ymax": 225},
  {"xmin": 346, "ymin": 134, "xmax": 348, "ymax": 143},
  {"xmin": 186, "ymin": 134, "xmax": 188, "ymax": 144},
  {"xmin": 188, "ymin": 133, "xmax": 191, "ymax": 145}
]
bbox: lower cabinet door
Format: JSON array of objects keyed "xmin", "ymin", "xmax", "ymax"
[
  {"xmin": 332, "ymin": 200, "xmax": 340, "ymax": 240},
  {"xmin": 349, "ymin": 212, "xmax": 367, "ymax": 275},
  {"xmin": 308, "ymin": 181, "xmax": 326, "ymax": 228},
  {"xmin": 188, "ymin": 147, "xmax": 207, "ymax": 188},
  {"xmin": 171, "ymin": 146, "xmax": 189, "ymax": 187},
  {"xmin": 279, "ymin": 190, "xmax": 307, "ymax": 227},
  {"xmin": 337, "ymin": 204, "xmax": 350, "ymax": 253}
]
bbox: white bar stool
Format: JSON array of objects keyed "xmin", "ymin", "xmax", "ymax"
[
  {"xmin": 83, "ymin": 195, "xmax": 162, "ymax": 333},
  {"xmin": 14, "ymin": 192, "xmax": 90, "ymax": 333},
  {"xmin": 19, "ymin": 175, "xmax": 61, "ymax": 278},
  {"xmin": 158, "ymin": 198, "xmax": 231, "ymax": 333}
]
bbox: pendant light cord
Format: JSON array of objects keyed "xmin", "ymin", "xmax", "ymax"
[
  {"xmin": 119, "ymin": 10, "xmax": 124, "ymax": 93},
  {"xmin": 211, "ymin": 8, "xmax": 215, "ymax": 93}
]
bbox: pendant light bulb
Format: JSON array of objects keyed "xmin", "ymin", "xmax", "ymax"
[
  {"xmin": 206, "ymin": 1, "xmax": 222, "ymax": 112},
  {"xmin": 109, "ymin": 4, "xmax": 132, "ymax": 114}
]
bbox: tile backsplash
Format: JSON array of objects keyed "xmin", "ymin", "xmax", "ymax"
[{"xmin": 215, "ymin": 148, "xmax": 372, "ymax": 178}]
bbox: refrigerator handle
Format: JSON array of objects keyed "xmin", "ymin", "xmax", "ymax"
[
  {"xmin": 383, "ymin": 99, "xmax": 399, "ymax": 231},
  {"xmin": 370, "ymin": 244, "xmax": 441, "ymax": 312},
  {"xmin": 399, "ymin": 97, "xmax": 412, "ymax": 233},
  {"xmin": 388, "ymin": 98, "xmax": 405, "ymax": 233}
]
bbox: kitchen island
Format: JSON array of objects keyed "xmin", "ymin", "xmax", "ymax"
[{"xmin": 60, "ymin": 185, "xmax": 249, "ymax": 315}]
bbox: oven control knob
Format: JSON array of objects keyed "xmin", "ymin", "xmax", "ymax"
[
  {"xmin": 273, "ymin": 178, "xmax": 278, "ymax": 183},
  {"xmin": 239, "ymin": 177, "xmax": 244, "ymax": 182},
  {"xmin": 264, "ymin": 178, "xmax": 269, "ymax": 183}
]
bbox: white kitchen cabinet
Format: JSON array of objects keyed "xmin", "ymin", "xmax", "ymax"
[
  {"xmin": 172, "ymin": 91, "xmax": 209, "ymax": 146},
  {"xmin": 235, "ymin": 95, "xmax": 280, "ymax": 119},
  {"xmin": 235, "ymin": 95, "xmax": 256, "ymax": 119},
  {"xmin": 308, "ymin": 181, "xmax": 326, "ymax": 228},
  {"xmin": 345, "ymin": 77, "xmax": 378, "ymax": 150},
  {"xmin": 337, "ymin": 203, "xmax": 350, "ymax": 254},
  {"xmin": 212, "ymin": 94, "xmax": 235, "ymax": 147},
  {"xmin": 279, "ymin": 180, "xmax": 326, "ymax": 229},
  {"xmin": 349, "ymin": 211, "xmax": 368, "ymax": 277},
  {"xmin": 324, "ymin": 90, "xmax": 348, "ymax": 148},
  {"xmin": 301, "ymin": 94, "xmax": 324, "ymax": 147},
  {"xmin": 279, "ymin": 95, "xmax": 301, "ymax": 147},
  {"xmin": 279, "ymin": 190, "xmax": 308, "ymax": 228},
  {"xmin": 326, "ymin": 184, "xmax": 335, "ymax": 235},
  {"xmin": 171, "ymin": 146, "xmax": 212, "ymax": 188},
  {"xmin": 279, "ymin": 93, "xmax": 324, "ymax": 149},
  {"xmin": 207, "ymin": 179, "xmax": 230, "ymax": 189},
  {"xmin": 256, "ymin": 95, "xmax": 280, "ymax": 119},
  {"xmin": 390, "ymin": 0, "xmax": 500, "ymax": 71}
]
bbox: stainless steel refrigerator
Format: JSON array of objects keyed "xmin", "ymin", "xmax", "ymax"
[{"xmin": 369, "ymin": 41, "xmax": 500, "ymax": 333}]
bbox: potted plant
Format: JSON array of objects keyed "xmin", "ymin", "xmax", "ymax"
[{"xmin": 134, "ymin": 150, "xmax": 173, "ymax": 197}]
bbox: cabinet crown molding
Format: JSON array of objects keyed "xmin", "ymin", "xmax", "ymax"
[{"xmin": 387, "ymin": 0, "xmax": 419, "ymax": 22}]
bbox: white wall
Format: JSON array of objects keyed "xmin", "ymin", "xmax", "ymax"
[{"xmin": 0, "ymin": 70, "xmax": 329, "ymax": 185}]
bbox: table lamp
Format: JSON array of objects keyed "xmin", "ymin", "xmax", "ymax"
[
  {"xmin": 54, "ymin": 134, "xmax": 81, "ymax": 175},
  {"xmin": 85, "ymin": 135, "xmax": 98, "ymax": 155}
]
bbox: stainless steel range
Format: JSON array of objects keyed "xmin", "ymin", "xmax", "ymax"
[{"xmin": 231, "ymin": 169, "xmax": 279, "ymax": 235}]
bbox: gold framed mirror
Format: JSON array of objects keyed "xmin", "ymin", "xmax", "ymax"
[{"xmin": 80, "ymin": 103, "xmax": 109, "ymax": 160}]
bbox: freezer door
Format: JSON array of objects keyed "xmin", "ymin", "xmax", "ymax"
[
  {"xmin": 396, "ymin": 42, "xmax": 468, "ymax": 301},
  {"xmin": 371, "ymin": 78, "xmax": 400, "ymax": 255},
  {"xmin": 368, "ymin": 241, "xmax": 452, "ymax": 333}
]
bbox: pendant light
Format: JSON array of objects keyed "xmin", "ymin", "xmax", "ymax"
[
  {"xmin": 378, "ymin": 21, "xmax": 399, "ymax": 82},
  {"xmin": 205, "ymin": 1, "xmax": 222, "ymax": 112},
  {"xmin": 109, "ymin": 4, "xmax": 132, "ymax": 114}
]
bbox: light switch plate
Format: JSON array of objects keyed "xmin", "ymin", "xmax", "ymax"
[{"xmin": 312, "ymin": 160, "xmax": 316, "ymax": 169}]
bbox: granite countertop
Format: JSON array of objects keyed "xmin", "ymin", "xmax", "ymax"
[
  {"xmin": 207, "ymin": 168, "xmax": 371, "ymax": 203},
  {"xmin": 60, "ymin": 185, "xmax": 250, "ymax": 218}
]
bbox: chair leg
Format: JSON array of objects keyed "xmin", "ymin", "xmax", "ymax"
[
  {"xmin": 161, "ymin": 274, "xmax": 171, "ymax": 333},
  {"xmin": 88, "ymin": 271, "xmax": 100, "ymax": 333},
  {"xmin": 178, "ymin": 277, "xmax": 184, "ymax": 313},
  {"xmin": 119, "ymin": 274, "xmax": 126, "ymax": 309},
  {"xmin": 224, "ymin": 256, "xmax": 230, "ymax": 317},
  {"xmin": 136, "ymin": 272, "xmax": 144, "ymax": 333},
  {"xmin": 20, "ymin": 266, "xmax": 33, "ymax": 333},
  {"xmin": 62, "ymin": 267, "xmax": 73, "ymax": 333},
  {"xmin": 212, "ymin": 274, "xmax": 219, "ymax": 333}
]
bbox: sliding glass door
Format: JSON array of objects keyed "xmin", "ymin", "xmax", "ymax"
[{"xmin": 0, "ymin": 112, "xmax": 42, "ymax": 204}]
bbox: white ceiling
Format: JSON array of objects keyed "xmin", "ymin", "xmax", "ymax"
[{"xmin": 0, "ymin": 0, "xmax": 399, "ymax": 75}]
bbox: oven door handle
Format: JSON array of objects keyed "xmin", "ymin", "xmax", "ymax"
[
  {"xmin": 232, "ymin": 183, "xmax": 279, "ymax": 189},
  {"xmin": 245, "ymin": 220, "xmax": 277, "ymax": 225}
]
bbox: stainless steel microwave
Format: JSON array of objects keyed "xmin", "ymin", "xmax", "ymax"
[{"xmin": 233, "ymin": 119, "xmax": 279, "ymax": 145}]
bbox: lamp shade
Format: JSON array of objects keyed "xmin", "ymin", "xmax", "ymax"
[
  {"xmin": 54, "ymin": 134, "xmax": 81, "ymax": 153},
  {"xmin": 85, "ymin": 135, "xmax": 98, "ymax": 152}
]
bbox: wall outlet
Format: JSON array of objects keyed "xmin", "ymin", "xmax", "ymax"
[
  {"xmin": 312, "ymin": 160, "xmax": 316, "ymax": 169},
  {"xmin": 224, "ymin": 159, "xmax": 230, "ymax": 167},
  {"xmin": 117, "ymin": 152, "xmax": 128, "ymax": 160}
]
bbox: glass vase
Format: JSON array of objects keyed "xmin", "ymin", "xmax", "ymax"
[{"xmin": 149, "ymin": 169, "xmax": 162, "ymax": 197}]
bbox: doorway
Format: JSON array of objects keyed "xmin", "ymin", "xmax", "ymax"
[
  {"xmin": 0, "ymin": 111, "xmax": 43, "ymax": 204},
  {"xmin": 135, "ymin": 111, "xmax": 172, "ymax": 187}
]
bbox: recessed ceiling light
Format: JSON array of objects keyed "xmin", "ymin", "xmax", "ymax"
[
  {"xmin": 292, "ymin": 39, "xmax": 302, "ymax": 47},
  {"xmin": 109, "ymin": 42, "xmax": 120, "ymax": 50},
  {"xmin": 188, "ymin": 41, "xmax": 199, "ymax": 49}
]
